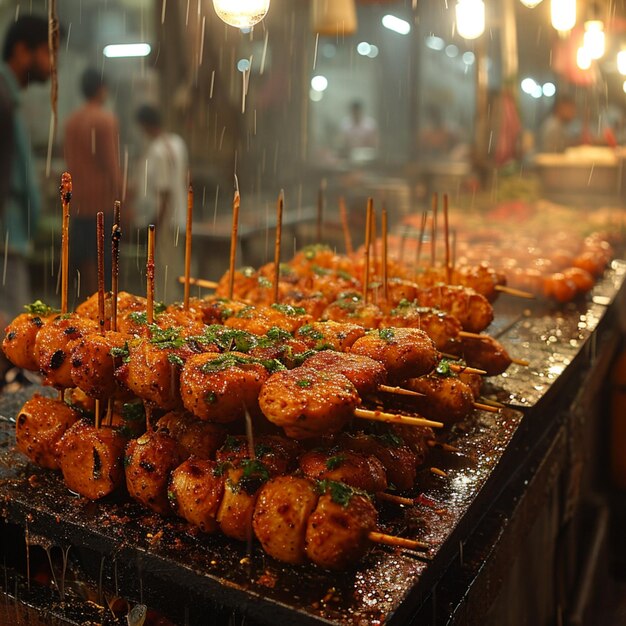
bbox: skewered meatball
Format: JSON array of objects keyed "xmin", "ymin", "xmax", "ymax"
[
  {"xmin": 404, "ymin": 374, "xmax": 475, "ymax": 424},
  {"xmin": 389, "ymin": 425, "xmax": 434, "ymax": 466},
  {"xmin": 198, "ymin": 297, "xmax": 250, "ymax": 326},
  {"xmin": 2, "ymin": 312, "xmax": 50, "ymax": 370},
  {"xmin": 295, "ymin": 321, "xmax": 366, "ymax": 353},
  {"xmin": 217, "ymin": 461, "xmax": 270, "ymax": 541},
  {"xmin": 34, "ymin": 314, "xmax": 98, "ymax": 388},
  {"xmin": 156, "ymin": 411, "xmax": 226, "ymax": 459},
  {"xmin": 169, "ymin": 458, "xmax": 225, "ymax": 532},
  {"xmin": 416, "ymin": 285, "xmax": 493, "ymax": 334},
  {"xmin": 215, "ymin": 435, "xmax": 301, "ymax": 476},
  {"xmin": 449, "ymin": 335, "xmax": 512, "ymax": 376},
  {"xmin": 225, "ymin": 303, "xmax": 312, "ymax": 335},
  {"xmin": 456, "ymin": 370, "xmax": 483, "ymax": 399},
  {"xmin": 349, "ymin": 328, "xmax": 437, "ymax": 383},
  {"xmin": 302, "ymin": 351, "xmax": 386, "ymax": 397},
  {"xmin": 125, "ymin": 431, "xmax": 187, "ymax": 514},
  {"xmin": 179, "ymin": 352, "xmax": 273, "ymax": 423},
  {"xmin": 15, "ymin": 394, "xmax": 80, "ymax": 469},
  {"xmin": 340, "ymin": 431, "xmax": 418, "ymax": 491},
  {"xmin": 322, "ymin": 293, "xmax": 383, "ymax": 329},
  {"xmin": 69, "ymin": 331, "xmax": 127, "ymax": 399},
  {"xmin": 299, "ymin": 448, "xmax": 388, "ymax": 493},
  {"xmin": 259, "ymin": 369, "xmax": 360, "ymax": 439},
  {"xmin": 57, "ymin": 421, "xmax": 126, "ymax": 499},
  {"xmin": 305, "ymin": 489, "xmax": 377, "ymax": 570},
  {"xmin": 253, "ymin": 475, "xmax": 319, "ymax": 565}
]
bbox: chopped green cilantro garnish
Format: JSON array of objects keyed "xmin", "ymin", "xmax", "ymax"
[
  {"xmin": 24, "ymin": 300, "xmax": 58, "ymax": 316},
  {"xmin": 148, "ymin": 325, "xmax": 186, "ymax": 350},
  {"xmin": 296, "ymin": 379, "xmax": 312, "ymax": 388},
  {"xmin": 316, "ymin": 479, "xmax": 367, "ymax": 506},
  {"xmin": 379, "ymin": 328, "xmax": 395, "ymax": 342},
  {"xmin": 436, "ymin": 359, "xmax": 455, "ymax": 378},
  {"xmin": 122, "ymin": 402, "xmax": 145, "ymax": 422},
  {"xmin": 258, "ymin": 276, "xmax": 272, "ymax": 288},
  {"xmin": 110, "ymin": 342, "xmax": 130, "ymax": 361},
  {"xmin": 271, "ymin": 303, "xmax": 306, "ymax": 316},
  {"xmin": 200, "ymin": 354, "xmax": 285, "ymax": 375},
  {"xmin": 325, "ymin": 454, "xmax": 346, "ymax": 470},
  {"xmin": 213, "ymin": 461, "xmax": 231, "ymax": 477},
  {"xmin": 167, "ymin": 353, "xmax": 185, "ymax": 367}
]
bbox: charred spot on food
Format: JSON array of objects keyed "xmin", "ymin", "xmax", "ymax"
[
  {"xmin": 72, "ymin": 358, "xmax": 82, "ymax": 367},
  {"xmin": 50, "ymin": 350, "xmax": 65, "ymax": 370},
  {"xmin": 92, "ymin": 448, "xmax": 102, "ymax": 480},
  {"xmin": 139, "ymin": 460, "xmax": 156, "ymax": 473},
  {"xmin": 64, "ymin": 326, "xmax": 78, "ymax": 336},
  {"xmin": 6, "ymin": 331, "xmax": 16, "ymax": 341}
]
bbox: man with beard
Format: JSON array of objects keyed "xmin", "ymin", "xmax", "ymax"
[{"xmin": 0, "ymin": 16, "xmax": 52, "ymax": 320}]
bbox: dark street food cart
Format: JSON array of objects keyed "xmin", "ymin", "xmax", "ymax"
[{"xmin": 0, "ymin": 263, "xmax": 624, "ymax": 626}]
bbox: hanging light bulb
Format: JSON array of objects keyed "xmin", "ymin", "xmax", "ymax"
[
  {"xmin": 456, "ymin": 0, "xmax": 485, "ymax": 40},
  {"xmin": 576, "ymin": 46, "xmax": 591, "ymax": 70},
  {"xmin": 520, "ymin": 0, "xmax": 544, "ymax": 8},
  {"xmin": 583, "ymin": 20, "xmax": 605, "ymax": 59},
  {"xmin": 551, "ymin": 0, "xmax": 576, "ymax": 32},
  {"xmin": 618, "ymin": 50, "xmax": 626, "ymax": 76},
  {"xmin": 212, "ymin": 0, "xmax": 270, "ymax": 29}
]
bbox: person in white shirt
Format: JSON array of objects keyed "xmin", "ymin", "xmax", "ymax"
[
  {"xmin": 135, "ymin": 104, "xmax": 188, "ymax": 302},
  {"xmin": 339, "ymin": 100, "xmax": 379, "ymax": 160}
]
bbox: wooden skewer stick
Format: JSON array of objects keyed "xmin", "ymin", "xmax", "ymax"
[
  {"xmin": 511, "ymin": 358, "xmax": 530, "ymax": 367},
  {"xmin": 316, "ymin": 179, "xmax": 326, "ymax": 243},
  {"xmin": 94, "ymin": 399, "xmax": 101, "ymax": 431},
  {"xmin": 399, "ymin": 225, "xmax": 408, "ymax": 264},
  {"xmin": 479, "ymin": 397, "xmax": 507, "ymax": 408},
  {"xmin": 183, "ymin": 182, "xmax": 194, "ymax": 310},
  {"xmin": 376, "ymin": 492, "xmax": 416, "ymax": 507},
  {"xmin": 415, "ymin": 211, "xmax": 428, "ymax": 276},
  {"xmin": 494, "ymin": 285, "xmax": 536, "ymax": 299},
  {"xmin": 96, "ymin": 212, "xmax": 106, "ymax": 336},
  {"xmin": 368, "ymin": 531, "xmax": 429, "ymax": 551},
  {"xmin": 59, "ymin": 172, "xmax": 72, "ymax": 314},
  {"xmin": 430, "ymin": 193, "xmax": 438, "ymax": 268},
  {"xmin": 427, "ymin": 440, "xmax": 461, "ymax": 453},
  {"xmin": 382, "ymin": 205, "xmax": 389, "ymax": 302},
  {"xmin": 146, "ymin": 225, "xmax": 156, "ymax": 325},
  {"xmin": 354, "ymin": 408, "xmax": 443, "ymax": 429},
  {"xmin": 378, "ymin": 384, "xmax": 425, "ymax": 398},
  {"xmin": 339, "ymin": 196, "xmax": 353, "ymax": 255},
  {"xmin": 371, "ymin": 204, "xmax": 378, "ymax": 278},
  {"xmin": 473, "ymin": 402, "xmax": 500, "ymax": 413},
  {"xmin": 228, "ymin": 190, "xmax": 241, "ymax": 300},
  {"xmin": 443, "ymin": 193, "xmax": 452, "ymax": 284},
  {"xmin": 111, "ymin": 201, "xmax": 121, "ymax": 333},
  {"xmin": 430, "ymin": 467, "xmax": 448, "ymax": 478},
  {"xmin": 273, "ymin": 190, "xmax": 284, "ymax": 304},
  {"xmin": 444, "ymin": 361, "xmax": 488, "ymax": 376},
  {"xmin": 363, "ymin": 198, "xmax": 373, "ymax": 303},
  {"xmin": 458, "ymin": 331, "xmax": 488, "ymax": 340},
  {"xmin": 177, "ymin": 276, "xmax": 218, "ymax": 290}
]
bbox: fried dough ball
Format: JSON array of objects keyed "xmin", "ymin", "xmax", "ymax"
[
  {"xmin": 349, "ymin": 328, "xmax": 437, "ymax": 384},
  {"xmin": 253, "ymin": 475, "xmax": 319, "ymax": 565},
  {"xmin": 156, "ymin": 411, "xmax": 226, "ymax": 459},
  {"xmin": 15, "ymin": 394, "xmax": 80, "ymax": 469},
  {"xmin": 2, "ymin": 312, "xmax": 50, "ymax": 370},
  {"xmin": 294, "ymin": 321, "xmax": 366, "ymax": 353},
  {"xmin": 258, "ymin": 369, "xmax": 360, "ymax": 439},
  {"xmin": 169, "ymin": 458, "xmax": 225, "ymax": 532},
  {"xmin": 57, "ymin": 421, "xmax": 126, "ymax": 499},
  {"xmin": 215, "ymin": 435, "xmax": 301, "ymax": 476},
  {"xmin": 404, "ymin": 374, "xmax": 475, "ymax": 424}
]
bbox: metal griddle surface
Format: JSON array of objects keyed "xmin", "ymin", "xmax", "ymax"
[{"xmin": 0, "ymin": 262, "xmax": 623, "ymax": 625}]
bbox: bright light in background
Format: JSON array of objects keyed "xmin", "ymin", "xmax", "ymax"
[
  {"xmin": 310, "ymin": 89, "xmax": 324, "ymax": 102},
  {"xmin": 576, "ymin": 46, "xmax": 592, "ymax": 70},
  {"xmin": 456, "ymin": 0, "xmax": 485, "ymax": 40},
  {"xmin": 357, "ymin": 42, "xmax": 371, "ymax": 56},
  {"xmin": 583, "ymin": 20, "xmax": 605, "ymax": 60},
  {"xmin": 531, "ymin": 84, "xmax": 543, "ymax": 99},
  {"xmin": 521, "ymin": 77, "xmax": 537, "ymax": 94},
  {"xmin": 213, "ymin": 0, "xmax": 270, "ymax": 28},
  {"xmin": 542, "ymin": 82, "xmax": 556, "ymax": 97},
  {"xmin": 551, "ymin": 0, "xmax": 576, "ymax": 32},
  {"xmin": 462, "ymin": 51, "xmax": 475, "ymax": 65},
  {"xmin": 618, "ymin": 50, "xmax": 626, "ymax": 75},
  {"xmin": 237, "ymin": 58, "xmax": 251, "ymax": 72},
  {"xmin": 382, "ymin": 14, "xmax": 411, "ymax": 35},
  {"xmin": 103, "ymin": 43, "xmax": 151, "ymax": 58},
  {"xmin": 520, "ymin": 0, "xmax": 544, "ymax": 7},
  {"xmin": 322, "ymin": 43, "xmax": 336, "ymax": 59},
  {"xmin": 425, "ymin": 35, "xmax": 445, "ymax": 50},
  {"xmin": 445, "ymin": 44, "xmax": 459, "ymax": 58},
  {"xmin": 623, "ymin": 80, "xmax": 626, "ymax": 94},
  {"xmin": 367, "ymin": 45, "xmax": 379, "ymax": 59},
  {"xmin": 311, "ymin": 75, "xmax": 328, "ymax": 92}
]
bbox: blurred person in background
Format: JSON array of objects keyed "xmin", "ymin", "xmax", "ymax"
[
  {"xmin": 539, "ymin": 95, "xmax": 578, "ymax": 153},
  {"xmin": 64, "ymin": 67, "xmax": 121, "ymax": 297},
  {"xmin": 134, "ymin": 104, "xmax": 187, "ymax": 302},
  {"xmin": 339, "ymin": 100, "xmax": 379, "ymax": 161},
  {"xmin": 0, "ymin": 15, "xmax": 51, "ymax": 322}
]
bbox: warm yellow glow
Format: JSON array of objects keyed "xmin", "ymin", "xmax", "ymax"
[
  {"xmin": 551, "ymin": 0, "xmax": 576, "ymax": 32},
  {"xmin": 212, "ymin": 0, "xmax": 270, "ymax": 28},
  {"xmin": 583, "ymin": 20, "xmax": 605, "ymax": 60},
  {"xmin": 456, "ymin": 0, "xmax": 485, "ymax": 40},
  {"xmin": 618, "ymin": 50, "xmax": 626, "ymax": 75},
  {"xmin": 622, "ymin": 80, "xmax": 626, "ymax": 94},
  {"xmin": 576, "ymin": 46, "xmax": 591, "ymax": 70},
  {"xmin": 520, "ymin": 0, "xmax": 543, "ymax": 7}
]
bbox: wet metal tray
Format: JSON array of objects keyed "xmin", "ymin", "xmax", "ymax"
[{"xmin": 0, "ymin": 264, "xmax": 623, "ymax": 625}]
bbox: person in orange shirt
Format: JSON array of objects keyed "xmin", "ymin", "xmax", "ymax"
[{"xmin": 64, "ymin": 68, "xmax": 121, "ymax": 297}]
